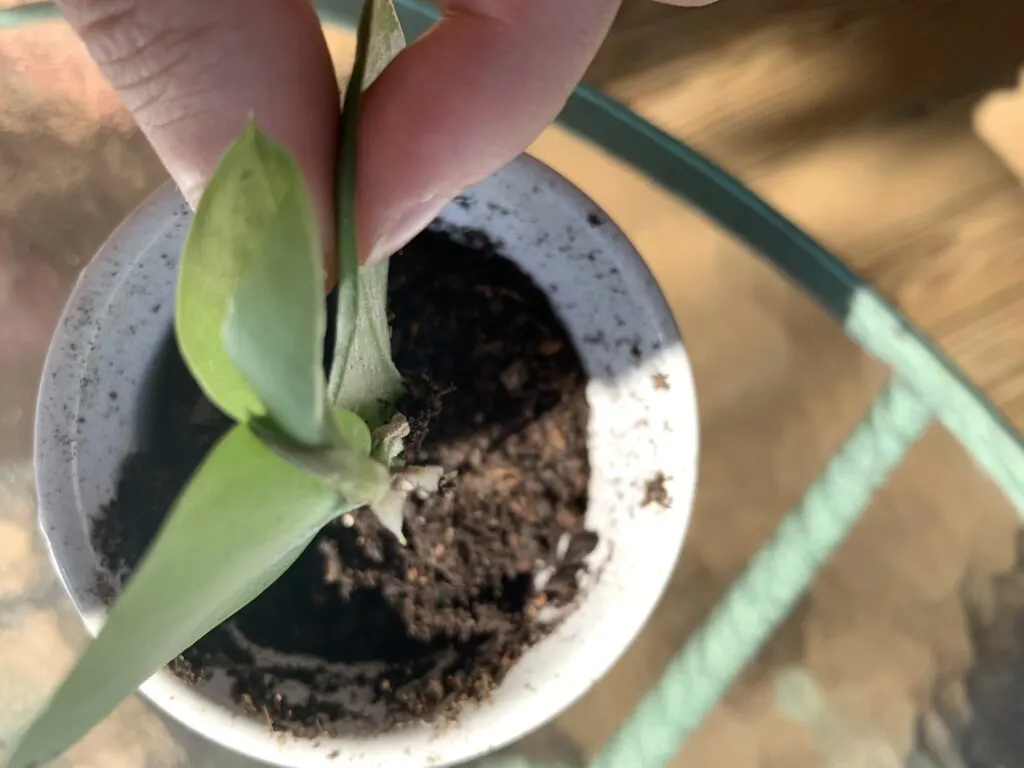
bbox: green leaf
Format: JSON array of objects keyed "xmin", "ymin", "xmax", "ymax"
[
  {"xmin": 221, "ymin": 126, "xmax": 330, "ymax": 446},
  {"xmin": 332, "ymin": 261, "xmax": 403, "ymax": 430},
  {"xmin": 6, "ymin": 425, "xmax": 356, "ymax": 768},
  {"xmin": 360, "ymin": 0, "xmax": 406, "ymax": 85},
  {"xmin": 248, "ymin": 407, "xmax": 390, "ymax": 501},
  {"xmin": 334, "ymin": 406, "xmax": 375, "ymax": 455},
  {"xmin": 177, "ymin": 122, "xmax": 329, "ymax": 445},
  {"xmin": 327, "ymin": 0, "xmax": 407, "ymax": 429}
]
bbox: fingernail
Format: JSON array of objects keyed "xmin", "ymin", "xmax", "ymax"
[{"xmin": 366, "ymin": 193, "xmax": 450, "ymax": 264}]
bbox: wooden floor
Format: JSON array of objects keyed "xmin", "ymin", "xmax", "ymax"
[
  {"xmin": 3, "ymin": 3, "xmax": 1024, "ymax": 767},
  {"xmin": 588, "ymin": 0, "xmax": 1024, "ymax": 424}
]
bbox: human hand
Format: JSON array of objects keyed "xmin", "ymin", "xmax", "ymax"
[{"xmin": 56, "ymin": 0, "xmax": 718, "ymax": 274}]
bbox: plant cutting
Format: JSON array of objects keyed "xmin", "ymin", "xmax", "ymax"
[
  {"xmin": 9, "ymin": 2, "xmax": 436, "ymax": 765},
  {"xmin": 18, "ymin": 2, "xmax": 699, "ymax": 766}
]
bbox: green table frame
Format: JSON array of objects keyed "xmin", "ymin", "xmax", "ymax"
[{"xmin": 5, "ymin": 1, "xmax": 1024, "ymax": 765}]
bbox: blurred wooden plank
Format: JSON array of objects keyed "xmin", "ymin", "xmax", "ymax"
[{"xmin": 589, "ymin": 0, "xmax": 1024, "ymax": 430}]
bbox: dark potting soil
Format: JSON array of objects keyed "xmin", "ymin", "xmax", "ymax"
[{"xmin": 91, "ymin": 227, "xmax": 596, "ymax": 737}]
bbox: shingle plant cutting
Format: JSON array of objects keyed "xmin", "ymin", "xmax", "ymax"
[
  {"xmin": 15, "ymin": 1, "xmax": 698, "ymax": 766},
  {"xmin": 7, "ymin": 3, "xmax": 444, "ymax": 765}
]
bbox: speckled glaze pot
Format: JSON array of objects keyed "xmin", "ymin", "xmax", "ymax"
[{"xmin": 34, "ymin": 155, "xmax": 699, "ymax": 768}]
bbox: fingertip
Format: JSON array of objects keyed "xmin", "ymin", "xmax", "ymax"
[{"xmin": 353, "ymin": 0, "xmax": 622, "ymax": 262}]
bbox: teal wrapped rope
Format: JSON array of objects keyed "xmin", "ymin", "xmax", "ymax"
[
  {"xmin": 0, "ymin": 1, "xmax": 59, "ymax": 29},
  {"xmin": 589, "ymin": 378, "xmax": 932, "ymax": 768}
]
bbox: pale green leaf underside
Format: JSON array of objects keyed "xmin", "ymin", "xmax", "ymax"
[
  {"xmin": 327, "ymin": 0, "xmax": 407, "ymax": 429},
  {"xmin": 362, "ymin": 0, "xmax": 406, "ymax": 86},
  {"xmin": 334, "ymin": 406, "xmax": 374, "ymax": 454},
  {"xmin": 221, "ymin": 125, "xmax": 329, "ymax": 446},
  {"xmin": 7, "ymin": 426, "xmax": 351, "ymax": 768},
  {"xmin": 177, "ymin": 122, "xmax": 328, "ymax": 445},
  {"xmin": 333, "ymin": 260, "xmax": 401, "ymax": 429}
]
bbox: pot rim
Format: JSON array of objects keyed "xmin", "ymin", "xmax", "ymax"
[{"xmin": 33, "ymin": 153, "xmax": 699, "ymax": 767}]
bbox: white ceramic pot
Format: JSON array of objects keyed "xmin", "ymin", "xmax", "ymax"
[{"xmin": 34, "ymin": 155, "xmax": 699, "ymax": 768}]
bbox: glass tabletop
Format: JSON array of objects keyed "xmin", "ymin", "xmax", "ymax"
[{"xmin": 2, "ymin": 3, "xmax": 1024, "ymax": 767}]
